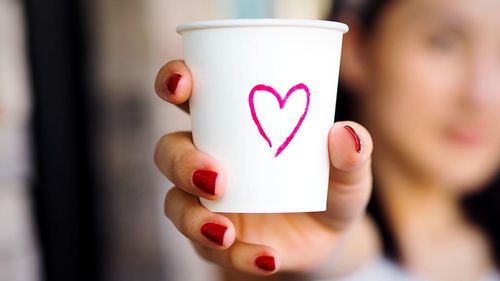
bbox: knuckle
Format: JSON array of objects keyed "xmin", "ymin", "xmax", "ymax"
[
  {"xmin": 155, "ymin": 132, "xmax": 195, "ymax": 183},
  {"xmin": 177, "ymin": 147, "xmax": 198, "ymax": 167},
  {"xmin": 163, "ymin": 187, "xmax": 178, "ymax": 220},
  {"xmin": 173, "ymin": 149, "xmax": 198, "ymax": 183},
  {"xmin": 165, "ymin": 186, "xmax": 202, "ymax": 238},
  {"xmin": 154, "ymin": 134, "xmax": 170, "ymax": 171},
  {"xmin": 177, "ymin": 204, "xmax": 190, "ymax": 235}
]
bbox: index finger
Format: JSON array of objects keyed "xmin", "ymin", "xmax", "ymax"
[{"xmin": 154, "ymin": 59, "xmax": 191, "ymax": 113}]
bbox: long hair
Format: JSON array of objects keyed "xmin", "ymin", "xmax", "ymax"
[{"xmin": 329, "ymin": 0, "xmax": 500, "ymax": 268}]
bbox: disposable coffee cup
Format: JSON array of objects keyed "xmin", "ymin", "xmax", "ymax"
[{"xmin": 177, "ymin": 19, "xmax": 348, "ymax": 213}]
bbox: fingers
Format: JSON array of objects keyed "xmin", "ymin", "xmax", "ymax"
[
  {"xmin": 164, "ymin": 187, "xmax": 235, "ymax": 248},
  {"xmin": 194, "ymin": 239, "xmax": 280, "ymax": 276},
  {"xmin": 154, "ymin": 131, "xmax": 226, "ymax": 199},
  {"xmin": 165, "ymin": 187, "xmax": 280, "ymax": 275},
  {"xmin": 154, "ymin": 59, "xmax": 191, "ymax": 113},
  {"xmin": 321, "ymin": 121, "xmax": 374, "ymax": 230}
]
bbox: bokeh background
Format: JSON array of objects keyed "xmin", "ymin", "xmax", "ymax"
[{"xmin": 0, "ymin": 0, "xmax": 332, "ymax": 280}]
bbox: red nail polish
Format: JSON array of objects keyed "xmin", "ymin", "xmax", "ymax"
[
  {"xmin": 201, "ymin": 223, "xmax": 227, "ymax": 246},
  {"xmin": 193, "ymin": 170, "xmax": 217, "ymax": 195},
  {"xmin": 255, "ymin": 256, "xmax": 275, "ymax": 271},
  {"xmin": 166, "ymin": 73, "xmax": 182, "ymax": 95},
  {"xmin": 344, "ymin": 125, "xmax": 363, "ymax": 153}
]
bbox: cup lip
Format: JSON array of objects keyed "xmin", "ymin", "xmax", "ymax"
[{"xmin": 176, "ymin": 18, "xmax": 348, "ymax": 34}]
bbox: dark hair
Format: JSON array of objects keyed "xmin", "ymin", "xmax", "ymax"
[{"xmin": 329, "ymin": 0, "xmax": 500, "ymax": 268}]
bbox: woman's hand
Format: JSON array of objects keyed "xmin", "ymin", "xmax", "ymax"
[{"xmin": 154, "ymin": 60, "xmax": 374, "ymax": 277}]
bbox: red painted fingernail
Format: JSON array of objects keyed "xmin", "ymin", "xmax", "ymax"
[
  {"xmin": 165, "ymin": 73, "xmax": 182, "ymax": 95},
  {"xmin": 255, "ymin": 256, "xmax": 275, "ymax": 271},
  {"xmin": 344, "ymin": 125, "xmax": 364, "ymax": 153},
  {"xmin": 201, "ymin": 223, "xmax": 227, "ymax": 246},
  {"xmin": 193, "ymin": 170, "xmax": 217, "ymax": 195}
]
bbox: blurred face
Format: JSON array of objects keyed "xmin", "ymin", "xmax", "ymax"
[{"xmin": 345, "ymin": 0, "xmax": 500, "ymax": 192}]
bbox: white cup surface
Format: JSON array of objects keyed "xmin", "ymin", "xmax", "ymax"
[{"xmin": 178, "ymin": 19, "xmax": 348, "ymax": 213}]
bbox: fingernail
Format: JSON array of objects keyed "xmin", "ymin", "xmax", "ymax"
[
  {"xmin": 201, "ymin": 223, "xmax": 227, "ymax": 246},
  {"xmin": 165, "ymin": 73, "xmax": 182, "ymax": 95},
  {"xmin": 344, "ymin": 125, "xmax": 364, "ymax": 153},
  {"xmin": 255, "ymin": 256, "xmax": 275, "ymax": 271},
  {"xmin": 193, "ymin": 169, "xmax": 217, "ymax": 195}
]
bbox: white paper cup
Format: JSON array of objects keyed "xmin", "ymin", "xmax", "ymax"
[{"xmin": 177, "ymin": 19, "xmax": 348, "ymax": 213}]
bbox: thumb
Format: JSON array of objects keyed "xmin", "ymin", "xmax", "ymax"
[{"xmin": 320, "ymin": 121, "xmax": 373, "ymax": 230}]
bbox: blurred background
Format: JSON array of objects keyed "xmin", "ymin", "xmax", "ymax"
[{"xmin": 0, "ymin": 0, "xmax": 332, "ymax": 280}]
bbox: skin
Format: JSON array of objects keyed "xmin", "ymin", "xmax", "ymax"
[
  {"xmin": 154, "ymin": 60, "xmax": 376, "ymax": 277},
  {"xmin": 154, "ymin": 0, "xmax": 500, "ymax": 280}
]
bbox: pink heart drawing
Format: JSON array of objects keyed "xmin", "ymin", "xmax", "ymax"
[{"xmin": 248, "ymin": 83, "xmax": 311, "ymax": 157}]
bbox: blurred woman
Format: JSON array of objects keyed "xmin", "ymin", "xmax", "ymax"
[{"xmin": 154, "ymin": 0, "xmax": 500, "ymax": 280}]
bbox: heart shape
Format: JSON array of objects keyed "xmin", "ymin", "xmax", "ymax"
[{"xmin": 248, "ymin": 83, "xmax": 311, "ymax": 157}]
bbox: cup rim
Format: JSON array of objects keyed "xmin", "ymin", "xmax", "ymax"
[{"xmin": 176, "ymin": 19, "xmax": 348, "ymax": 34}]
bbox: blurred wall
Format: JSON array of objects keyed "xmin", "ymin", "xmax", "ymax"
[{"xmin": 0, "ymin": 0, "xmax": 39, "ymax": 280}]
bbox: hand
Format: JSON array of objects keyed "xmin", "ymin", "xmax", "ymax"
[{"xmin": 154, "ymin": 60, "xmax": 374, "ymax": 277}]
